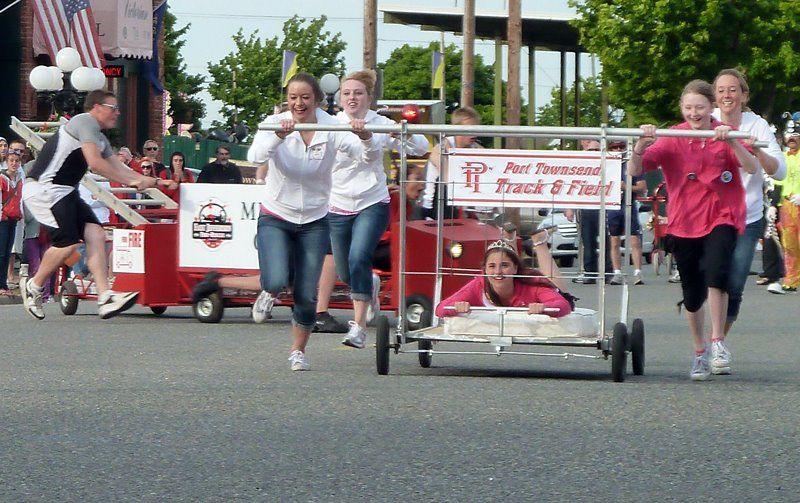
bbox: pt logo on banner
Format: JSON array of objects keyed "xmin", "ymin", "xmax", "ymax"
[{"xmin": 192, "ymin": 199, "xmax": 234, "ymax": 249}]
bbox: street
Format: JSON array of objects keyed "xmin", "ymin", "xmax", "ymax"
[{"xmin": 1, "ymin": 267, "xmax": 799, "ymax": 502}]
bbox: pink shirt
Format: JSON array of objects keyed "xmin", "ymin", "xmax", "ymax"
[
  {"xmin": 435, "ymin": 276, "xmax": 572, "ymax": 318},
  {"xmin": 641, "ymin": 120, "xmax": 746, "ymax": 238}
]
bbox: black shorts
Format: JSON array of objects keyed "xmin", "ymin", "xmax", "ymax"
[
  {"xmin": 43, "ymin": 190, "xmax": 101, "ymax": 248},
  {"xmin": 668, "ymin": 225, "xmax": 737, "ymax": 312},
  {"xmin": 607, "ymin": 208, "xmax": 642, "ymax": 236}
]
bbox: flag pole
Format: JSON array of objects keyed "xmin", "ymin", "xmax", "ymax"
[{"xmin": 0, "ymin": 0, "xmax": 22, "ymax": 15}]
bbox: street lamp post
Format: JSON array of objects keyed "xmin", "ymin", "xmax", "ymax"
[
  {"xmin": 29, "ymin": 47, "xmax": 107, "ymax": 117},
  {"xmin": 319, "ymin": 73, "xmax": 340, "ymax": 116}
]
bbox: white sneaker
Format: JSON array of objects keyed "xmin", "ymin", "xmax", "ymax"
[
  {"xmin": 251, "ymin": 290, "xmax": 274, "ymax": 323},
  {"xmin": 767, "ymin": 282, "xmax": 785, "ymax": 295},
  {"xmin": 22, "ymin": 278, "xmax": 45, "ymax": 320},
  {"xmin": 633, "ymin": 269, "xmax": 644, "ymax": 285},
  {"xmin": 342, "ymin": 321, "xmax": 367, "ymax": 349},
  {"xmin": 711, "ymin": 339, "xmax": 731, "ymax": 375},
  {"xmin": 366, "ymin": 273, "xmax": 381, "ymax": 324},
  {"xmin": 690, "ymin": 350, "xmax": 711, "ymax": 381},
  {"xmin": 609, "ymin": 270, "xmax": 623, "ymax": 285},
  {"xmin": 668, "ymin": 269, "xmax": 681, "ymax": 283},
  {"xmin": 97, "ymin": 290, "xmax": 139, "ymax": 319},
  {"xmin": 288, "ymin": 350, "xmax": 309, "ymax": 371}
]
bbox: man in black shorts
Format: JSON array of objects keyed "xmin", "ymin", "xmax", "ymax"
[{"xmin": 21, "ymin": 90, "xmax": 176, "ymax": 320}]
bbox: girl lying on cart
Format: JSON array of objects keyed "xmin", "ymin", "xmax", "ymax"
[{"xmin": 435, "ymin": 229, "xmax": 575, "ymax": 318}]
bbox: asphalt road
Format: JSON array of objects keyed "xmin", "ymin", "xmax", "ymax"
[{"xmin": 1, "ymin": 267, "xmax": 799, "ymax": 502}]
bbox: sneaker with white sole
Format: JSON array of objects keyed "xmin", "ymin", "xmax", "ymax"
[
  {"xmin": 690, "ymin": 350, "xmax": 711, "ymax": 381},
  {"xmin": 711, "ymin": 339, "xmax": 731, "ymax": 375},
  {"xmin": 251, "ymin": 290, "xmax": 274, "ymax": 323},
  {"xmin": 97, "ymin": 290, "xmax": 139, "ymax": 319},
  {"xmin": 668, "ymin": 269, "xmax": 681, "ymax": 284},
  {"xmin": 22, "ymin": 278, "xmax": 45, "ymax": 320},
  {"xmin": 609, "ymin": 270, "xmax": 623, "ymax": 285},
  {"xmin": 767, "ymin": 282, "xmax": 785, "ymax": 294},
  {"xmin": 633, "ymin": 269, "xmax": 644, "ymax": 285},
  {"xmin": 288, "ymin": 350, "xmax": 309, "ymax": 371},
  {"xmin": 342, "ymin": 321, "xmax": 367, "ymax": 349},
  {"xmin": 366, "ymin": 273, "xmax": 381, "ymax": 324}
]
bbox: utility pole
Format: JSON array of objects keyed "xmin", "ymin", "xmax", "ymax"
[
  {"xmin": 461, "ymin": 0, "xmax": 475, "ymax": 108},
  {"xmin": 364, "ymin": 0, "xmax": 377, "ymax": 71},
  {"xmin": 440, "ymin": 32, "xmax": 446, "ymax": 104},
  {"xmin": 506, "ymin": 0, "xmax": 521, "ymax": 149}
]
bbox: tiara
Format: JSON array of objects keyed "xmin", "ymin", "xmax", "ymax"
[{"xmin": 487, "ymin": 239, "xmax": 516, "ymax": 253}]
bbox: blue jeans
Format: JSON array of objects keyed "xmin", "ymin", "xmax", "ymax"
[
  {"xmin": 727, "ymin": 218, "xmax": 764, "ymax": 323},
  {"xmin": 0, "ymin": 219, "xmax": 18, "ymax": 289},
  {"xmin": 328, "ymin": 202, "xmax": 389, "ymax": 300},
  {"xmin": 256, "ymin": 215, "xmax": 329, "ymax": 330}
]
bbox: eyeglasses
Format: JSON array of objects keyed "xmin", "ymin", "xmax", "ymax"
[
  {"xmin": 8, "ymin": 149, "xmax": 24, "ymax": 155},
  {"xmin": 100, "ymin": 103, "xmax": 120, "ymax": 112},
  {"xmin": 144, "ymin": 146, "xmax": 159, "ymax": 151}
]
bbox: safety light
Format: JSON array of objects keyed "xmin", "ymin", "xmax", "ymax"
[
  {"xmin": 448, "ymin": 242, "xmax": 464, "ymax": 259},
  {"xmin": 401, "ymin": 104, "xmax": 420, "ymax": 123}
]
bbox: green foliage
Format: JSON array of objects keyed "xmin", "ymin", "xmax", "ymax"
[
  {"xmin": 537, "ymin": 75, "xmax": 624, "ymax": 127},
  {"xmin": 570, "ymin": 0, "xmax": 800, "ymax": 125},
  {"xmin": 163, "ymin": 10, "xmax": 206, "ymax": 131},
  {"xmin": 206, "ymin": 16, "xmax": 347, "ymax": 134}
]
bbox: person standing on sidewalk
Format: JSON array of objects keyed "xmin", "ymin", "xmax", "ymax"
[
  {"xmin": 778, "ymin": 133, "xmax": 800, "ymax": 292},
  {"xmin": 20, "ymin": 90, "xmax": 176, "ymax": 320},
  {"xmin": 331, "ymin": 69, "xmax": 429, "ymax": 349},
  {"xmin": 712, "ymin": 69, "xmax": 786, "ymax": 337},
  {"xmin": 629, "ymin": 80, "xmax": 758, "ymax": 382},
  {"xmin": 247, "ymin": 73, "xmax": 381, "ymax": 371},
  {"xmin": 0, "ymin": 150, "xmax": 23, "ymax": 296}
]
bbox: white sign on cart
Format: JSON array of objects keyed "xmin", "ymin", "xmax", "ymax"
[
  {"xmin": 446, "ymin": 149, "xmax": 623, "ymax": 209},
  {"xmin": 179, "ymin": 184, "xmax": 263, "ymax": 269}
]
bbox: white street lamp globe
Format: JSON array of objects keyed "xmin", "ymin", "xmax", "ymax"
[
  {"xmin": 55, "ymin": 47, "xmax": 82, "ymax": 72},
  {"xmin": 319, "ymin": 73, "xmax": 340, "ymax": 95},
  {"xmin": 70, "ymin": 66, "xmax": 94, "ymax": 91},
  {"xmin": 47, "ymin": 66, "xmax": 64, "ymax": 90},
  {"xmin": 29, "ymin": 65, "xmax": 53, "ymax": 91},
  {"xmin": 88, "ymin": 68, "xmax": 107, "ymax": 91}
]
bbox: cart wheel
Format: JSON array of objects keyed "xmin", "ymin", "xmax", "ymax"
[
  {"xmin": 376, "ymin": 315, "xmax": 390, "ymax": 375},
  {"xmin": 193, "ymin": 292, "xmax": 224, "ymax": 323},
  {"xmin": 418, "ymin": 339, "xmax": 433, "ymax": 368},
  {"xmin": 611, "ymin": 322, "xmax": 627, "ymax": 383},
  {"xmin": 58, "ymin": 280, "xmax": 79, "ymax": 315},
  {"xmin": 630, "ymin": 318, "xmax": 645, "ymax": 376},
  {"xmin": 405, "ymin": 294, "xmax": 432, "ymax": 331},
  {"xmin": 150, "ymin": 306, "xmax": 167, "ymax": 316}
]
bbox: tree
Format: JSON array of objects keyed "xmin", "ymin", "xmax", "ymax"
[
  {"xmin": 379, "ymin": 42, "xmax": 503, "ymax": 125},
  {"xmin": 537, "ymin": 75, "xmax": 625, "ymax": 127},
  {"xmin": 163, "ymin": 10, "xmax": 206, "ymax": 131},
  {"xmin": 570, "ymin": 0, "xmax": 800, "ymax": 125},
  {"xmin": 206, "ymin": 16, "xmax": 346, "ymax": 134}
]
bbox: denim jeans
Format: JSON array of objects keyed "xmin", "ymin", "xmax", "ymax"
[
  {"xmin": 256, "ymin": 214, "xmax": 329, "ymax": 330},
  {"xmin": 726, "ymin": 218, "xmax": 764, "ymax": 322},
  {"xmin": 579, "ymin": 209, "xmax": 611, "ymax": 274},
  {"xmin": 0, "ymin": 219, "xmax": 18, "ymax": 289},
  {"xmin": 328, "ymin": 202, "xmax": 389, "ymax": 300}
]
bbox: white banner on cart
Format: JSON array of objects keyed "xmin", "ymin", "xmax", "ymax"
[
  {"xmin": 179, "ymin": 184, "xmax": 263, "ymax": 269},
  {"xmin": 446, "ymin": 149, "xmax": 623, "ymax": 209},
  {"xmin": 112, "ymin": 229, "xmax": 145, "ymax": 274}
]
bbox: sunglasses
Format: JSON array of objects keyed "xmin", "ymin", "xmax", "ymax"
[
  {"xmin": 144, "ymin": 146, "xmax": 159, "ymax": 151},
  {"xmin": 8, "ymin": 148, "xmax": 24, "ymax": 155},
  {"xmin": 100, "ymin": 103, "xmax": 120, "ymax": 112}
]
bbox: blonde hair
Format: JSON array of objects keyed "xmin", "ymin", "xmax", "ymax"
[
  {"xmin": 451, "ymin": 106, "xmax": 481, "ymax": 125},
  {"xmin": 341, "ymin": 69, "xmax": 377, "ymax": 96},
  {"xmin": 713, "ymin": 68, "xmax": 750, "ymax": 111},
  {"xmin": 680, "ymin": 80, "xmax": 715, "ymax": 106}
]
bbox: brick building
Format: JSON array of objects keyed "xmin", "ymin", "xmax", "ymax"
[{"xmin": 0, "ymin": 0, "xmax": 166, "ymax": 151}]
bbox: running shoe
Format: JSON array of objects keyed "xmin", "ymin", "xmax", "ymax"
[
  {"xmin": 22, "ymin": 278, "xmax": 45, "ymax": 320},
  {"xmin": 609, "ymin": 270, "xmax": 623, "ymax": 285},
  {"xmin": 668, "ymin": 269, "xmax": 681, "ymax": 284},
  {"xmin": 313, "ymin": 311, "xmax": 349, "ymax": 333},
  {"xmin": 251, "ymin": 290, "xmax": 274, "ymax": 323},
  {"xmin": 767, "ymin": 282, "xmax": 785, "ymax": 295},
  {"xmin": 288, "ymin": 350, "xmax": 309, "ymax": 371},
  {"xmin": 633, "ymin": 269, "xmax": 644, "ymax": 285},
  {"xmin": 366, "ymin": 273, "xmax": 381, "ymax": 324},
  {"xmin": 97, "ymin": 290, "xmax": 139, "ymax": 319},
  {"xmin": 342, "ymin": 321, "xmax": 367, "ymax": 349},
  {"xmin": 711, "ymin": 339, "xmax": 731, "ymax": 375},
  {"xmin": 690, "ymin": 350, "xmax": 711, "ymax": 381},
  {"xmin": 191, "ymin": 271, "xmax": 221, "ymax": 303},
  {"xmin": 782, "ymin": 284, "xmax": 797, "ymax": 293}
]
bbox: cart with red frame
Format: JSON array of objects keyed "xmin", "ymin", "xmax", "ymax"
[{"xmin": 637, "ymin": 181, "xmax": 671, "ymax": 275}]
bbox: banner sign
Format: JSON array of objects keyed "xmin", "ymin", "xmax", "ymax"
[
  {"xmin": 446, "ymin": 149, "xmax": 623, "ymax": 209},
  {"xmin": 179, "ymin": 184, "xmax": 263, "ymax": 270},
  {"xmin": 112, "ymin": 229, "xmax": 145, "ymax": 273}
]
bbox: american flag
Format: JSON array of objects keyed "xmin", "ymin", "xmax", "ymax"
[{"xmin": 32, "ymin": 0, "xmax": 105, "ymax": 68}]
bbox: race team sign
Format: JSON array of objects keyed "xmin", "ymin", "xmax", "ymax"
[{"xmin": 446, "ymin": 149, "xmax": 623, "ymax": 209}]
